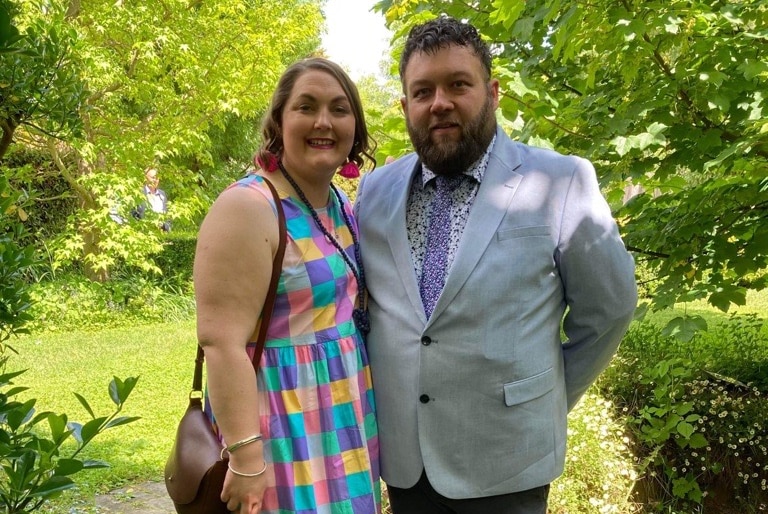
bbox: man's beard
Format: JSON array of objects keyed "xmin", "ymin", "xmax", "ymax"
[{"xmin": 407, "ymin": 94, "xmax": 496, "ymax": 176}]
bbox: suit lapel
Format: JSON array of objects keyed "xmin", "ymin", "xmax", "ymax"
[
  {"xmin": 385, "ymin": 155, "xmax": 429, "ymax": 324},
  {"xmin": 429, "ymin": 132, "xmax": 523, "ymax": 322}
]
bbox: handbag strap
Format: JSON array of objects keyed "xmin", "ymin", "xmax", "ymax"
[{"xmin": 192, "ymin": 176, "xmax": 287, "ymax": 392}]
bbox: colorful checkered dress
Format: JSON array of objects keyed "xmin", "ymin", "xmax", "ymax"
[{"xmin": 215, "ymin": 174, "xmax": 381, "ymax": 514}]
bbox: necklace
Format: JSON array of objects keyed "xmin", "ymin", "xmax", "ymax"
[{"xmin": 278, "ymin": 162, "xmax": 370, "ymax": 335}]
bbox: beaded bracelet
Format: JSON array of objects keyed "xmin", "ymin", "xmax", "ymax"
[
  {"xmin": 219, "ymin": 434, "xmax": 263, "ymax": 460},
  {"xmin": 228, "ymin": 460, "xmax": 268, "ymax": 478}
]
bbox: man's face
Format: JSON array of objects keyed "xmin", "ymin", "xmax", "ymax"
[
  {"xmin": 401, "ymin": 45, "xmax": 499, "ymax": 176},
  {"xmin": 146, "ymin": 169, "xmax": 159, "ymax": 188}
]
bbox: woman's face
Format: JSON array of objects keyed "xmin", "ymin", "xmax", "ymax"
[{"xmin": 280, "ymin": 69, "xmax": 356, "ymax": 181}]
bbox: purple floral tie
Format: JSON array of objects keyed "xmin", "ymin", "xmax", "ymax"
[{"xmin": 419, "ymin": 174, "xmax": 463, "ymax": 318}]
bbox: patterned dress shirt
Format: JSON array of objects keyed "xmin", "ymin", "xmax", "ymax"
[{"xmin": 407, "ymin": 136, "xmax": 497, "ymax": 283}]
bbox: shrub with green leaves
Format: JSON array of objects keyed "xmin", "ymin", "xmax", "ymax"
[
  {"xmin": 26, "ymin": 274, "xmax": 194, "ymax": 333},
  {"xmin": 0, "ymin": 176, "xmax": 35, "ymax": 346},
  {"xmin": 600, "ymin": 317, "xmax": 768, "ymax": 512},
  {"xmin": 150, "ymin": 231, "xmax": 196, "ymax": 292},
  {"xmin": 0, "ymin": 367, "xmax": 139, "ymax": 513}
]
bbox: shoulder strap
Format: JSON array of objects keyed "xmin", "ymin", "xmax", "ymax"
[{"xmin": 192, "ymin": 175, "xmax": 287, "ymax": 392}]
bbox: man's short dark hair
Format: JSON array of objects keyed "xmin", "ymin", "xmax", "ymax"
[{"xmin": 399, "ymin": 15, "xmax": 493, "ymax": 82}]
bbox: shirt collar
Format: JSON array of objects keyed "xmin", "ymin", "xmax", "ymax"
[{"xmin": 421, "ymin": 134, "xmax": 496, "ymax": 188}]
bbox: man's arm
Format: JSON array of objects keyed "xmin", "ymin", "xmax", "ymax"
[{"xmin": 557, "ymin": 157, "xmax": 638, "ymax": 410}]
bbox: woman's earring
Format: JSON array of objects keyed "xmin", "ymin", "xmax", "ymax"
[
  {"xmin": 338, "ymin": 160, "xmax": 360, "ymax": 178},
  {"xmin": 256, "ymin": 152, "xmax": 279, "ymax": 172}
]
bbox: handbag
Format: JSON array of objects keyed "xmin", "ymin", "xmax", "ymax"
[{"xmin": 164, "ymin": 176, "xmax": 286, "ymax": 514}]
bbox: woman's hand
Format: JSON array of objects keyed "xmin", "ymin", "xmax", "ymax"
[{"xmin": 222, "ymin": 467, "xmax": 268, "ymax": 514}]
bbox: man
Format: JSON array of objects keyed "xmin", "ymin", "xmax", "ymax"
[
  {"xmin": 355, "ymin": 16, "xmax": 637, "ymax": 514},
  {"xmin": 134, "ymin": 167, "xmax": 170, "ymax": 231}
]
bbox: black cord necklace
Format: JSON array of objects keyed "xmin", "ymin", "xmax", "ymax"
[{"xmin": 278, "ymin": 161, "xmax": 370, "ymax": 335}]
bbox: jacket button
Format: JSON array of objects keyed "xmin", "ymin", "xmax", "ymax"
[
  {"xmin": 419, "ymin": 394, "xmax": 430, "ymax": 404},
  {"xmin": 421, "ymin": 336, "xmax": 432, "ymax": 346}
]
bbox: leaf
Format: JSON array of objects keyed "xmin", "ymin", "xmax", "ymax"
[
  {"xmin": 676, "ymin": 421, "xmax": 695, "ymax": 439},
  {"xmin": 54, "ymin": 458, "xmax": 84, "ymax": 476},
  {"xmin": 80, "ymin": 418, "xmax": 106, "ymax": 444},
  {"xmin": 73, "ymin": 392, "xmax": 95, "ymax": 419},
  {"xmin": 709, "ymin": 288, "xmax": 746, "ymax": 312},
  {"xmin": 0, "ymin": 369, "xmax": 28, "ymax": 386},
  {"xmin": 29, "ymin": 475, "xmax": 75, "ymax": 498},
  {"xmin": 47, "ymin": 413, "xmax": 69, "ymax": 442},
  {"xmin": 489, "ymin": 0, "xmax": 526, "ymax": 30},
  {"xmin": 6, "ymin": 398, "xmax": 36, "ymax": 430},
  {"xmin": 672, "ymin": 477, "xmax": 695, "ymax": 498},
  {"xmin": 104, "ymin": 415, "xmax": 141, "ymax": 429},
  {"xmin": 689, "ymin": 433, "xmax": 708, "ymax": 449},
  {"xmin": 4, "ymin": 386, "xmax": 29, "ymax": 397},
  {"xmin": 67, "ymin": 422, "xmax": 83, "ymax": 444},
  {"xmin": 109, "ymin": 376, "xmax": 139, "ymax": 406},
  {"xmin": 661, "ymin": 316, "xmax": 708, "ymax": 342},
  {"xmin": 612, "ymin": 136, "xmax": 630, "ymax": 157}
]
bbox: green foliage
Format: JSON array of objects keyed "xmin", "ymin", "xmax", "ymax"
[
  {"xmin": 375, "ymin": 0, "xmax": 768, "ymax": 339},
  {"xmin": 0, "ymin": 172, "xmax": 140, "ymax": 514},
  {"xmin": 600, "ymin": 317, "xmax": 768, "ymax": 511},
  {"xmin": 151, "ymin": 231, "xmax": 197, "ymax": 291},
  {"xmin": 3, "ymin": 0, "xmax": 326, "ymax": 281},
  {"xmin": 550, "ymin": 392, "xmax": 638, "ymax": 513},
  {"xmin": 0, "ymin": 175, "xmax": 35, "ymax": 346},
  {"xmin": 26, "ymin": 273, "xmax": 195, "ymax": 334},
  {"xmin": 10, "ymin": 321, "xmax": 196, "ymax": 510},
  {"xmin": 0, "ymin": 363, "xmax": 139, "ymax": 513},
  {"xmin": 355, "ymin": 73, "xmax": 409, "ymax": 166},
  {"xmin": 0, "ymin": 0, "xmax": 84, "ymax": 160}
]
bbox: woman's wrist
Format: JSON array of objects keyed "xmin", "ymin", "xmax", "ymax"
[
  {"xmin": 228, "ymin": 459, "xmax": 267, "ymax": 477},
  {"xmin": 220, "ymin": 433, "xmax": 262, "ymax": 459},
  {"xmin": 227, "ymin": 439, "xmax": 264, "ymax": 466}
]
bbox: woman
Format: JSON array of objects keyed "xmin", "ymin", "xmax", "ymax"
[{"xmin": 194, "ymin": 58, "xmax": 379, "ymax": 514}]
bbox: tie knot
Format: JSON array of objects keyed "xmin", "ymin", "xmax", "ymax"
[{"xmin": 435, "ymin": 174, "xmax": 464, "ymax": 193}]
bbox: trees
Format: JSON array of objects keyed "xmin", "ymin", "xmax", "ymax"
[
  {"xmin": 375, "ymin": 0, "xmax": 767, "ymax": 332},
  {"xmin": 3, "ymin": 0, "xmax": 324, "ymax": 281},
  {"xmin": 0, "ymin": 0, "xmax": 83, "ymax": 161}
]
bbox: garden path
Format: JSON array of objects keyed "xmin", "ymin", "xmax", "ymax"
[{"xmin": 95, "ymin": 481, "xmax": 174, "ymax": 513}]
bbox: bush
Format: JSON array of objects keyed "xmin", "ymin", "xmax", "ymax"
[
  {"xmin": 151, "ymin": 231, "xmax": 196, "ymax": 291},
  {"xmin": 26, "ymin": 274, "xmax": 194, "ymax": 333},
  {"xmin": 0, "ymin": 177, "xmax": 36, "ymax": 345},
  {"xmin": 600, "ymin": 317, "xmax": 768, "ymax": 512}
]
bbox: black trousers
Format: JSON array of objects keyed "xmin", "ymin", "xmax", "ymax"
[{"xmin": 386, "ymin": 470, "xmax": 550, "ymax": 514}]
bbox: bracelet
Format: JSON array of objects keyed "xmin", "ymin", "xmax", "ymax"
[
  {"xmin": 220, "ymin": 434, "xmax": 263, "ymax": 459},
  {"xmin": 228, "ymin": 460, "xmax": 268, "ymax": 477}
]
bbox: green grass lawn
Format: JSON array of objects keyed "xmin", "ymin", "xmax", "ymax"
[{"xmin": 9, "ymin": 321, "xmax": 197, "ymax": 503}]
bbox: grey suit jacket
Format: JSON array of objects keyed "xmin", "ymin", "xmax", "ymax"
[{"xmin": 355, "ymin": 127, "xmax": 637, "ymax": 499}]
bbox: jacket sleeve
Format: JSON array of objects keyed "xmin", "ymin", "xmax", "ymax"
[{"xmin": 557, "ymin": 157, "xmax": 637, "ymax": 410}]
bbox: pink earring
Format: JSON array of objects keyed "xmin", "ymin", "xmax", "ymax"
[
  {"xmin": 256, "ymin": 153, "xmax": 279, "ymax": 172},
  {"xmin": 338, "ymin": 160, "xmax": 360, "ymax": 178}
]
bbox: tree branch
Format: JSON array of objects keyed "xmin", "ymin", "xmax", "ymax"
[
  {"xmin": 47, "ymin": 139, "xmax": 92, "ymax": 207},
  {"xmin": 625, "ymin": 245, "xmax": 670, "ymax": 259},
  {"xmin": 499, "ymin": 90, "xmax": 587, "ymax": 138}
]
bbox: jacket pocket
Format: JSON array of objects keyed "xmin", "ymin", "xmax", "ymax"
[
  {"xmin": 497, "ymin": 225, "xmax": 551, "ymax": 241},
  {"xmin": 503, "ymin": 367, "xmax": 554, "ymax": 407}
]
